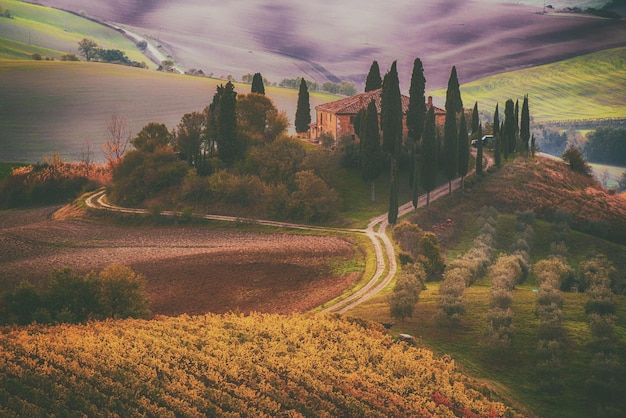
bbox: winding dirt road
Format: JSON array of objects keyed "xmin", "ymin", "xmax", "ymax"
[{"xmin": 85, "ymin": 153, "xmax": 490, "ymax": 314}]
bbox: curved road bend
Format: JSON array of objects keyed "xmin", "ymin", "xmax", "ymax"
[{"xmin": 84, "ymin": 153, "xmax": 491, "ymax": 314}]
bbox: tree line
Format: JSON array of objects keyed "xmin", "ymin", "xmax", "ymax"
[{"xmin": 1, "ymin": 265, "xmax": 150, "ymax": 325}]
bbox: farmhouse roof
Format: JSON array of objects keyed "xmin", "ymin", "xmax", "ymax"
[{"xmin": 315, "ymin": 88, "xmax": 445, "ymax": 116}]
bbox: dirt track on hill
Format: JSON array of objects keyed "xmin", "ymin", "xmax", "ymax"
[{"xmin": 0, "ymin": 211, "xmax": 358, "ymax": 316}]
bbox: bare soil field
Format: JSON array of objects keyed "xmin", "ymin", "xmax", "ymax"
[
  {"xmin": 30, "ymin": 0, "xmax": 626, "ymax": 89},
  {"xmin": 0, "ymin": 207, "xmax": 360, "ymax": 316}
]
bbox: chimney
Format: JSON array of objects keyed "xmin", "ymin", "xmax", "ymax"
[{"xmin": 427, "ymin": 96, "xmax": 433, "ymax": 108}]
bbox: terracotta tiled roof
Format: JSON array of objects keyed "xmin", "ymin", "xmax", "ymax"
[{"xmin": 316, "ymin": 88, "xmax": 445, "ymax": 116}]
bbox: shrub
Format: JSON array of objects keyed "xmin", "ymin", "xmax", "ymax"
[
  {"xmin": 288, "ymin": 170, "xmax": 341, "ymax": 222},
  {"xmin": 2, "ymin": 265, "xmax": 151, "ymax": 325},
  {"xmin": 562, "ymin": 147, "xmax": 592, "ymax": 176},
  {"xmin": 61, "ymin": 53, "xmax": 79, "ymax": 61},
  {"xmin": 97, "ymin": 264, "xmax": 150, "ymax": 319},
  {"xmin": 389, "ymin": 264, "xmax": 425, "ymax": 322},
  {"xmin": 392, "ymin": 221, "xmax": 424, "ymax": 258}
]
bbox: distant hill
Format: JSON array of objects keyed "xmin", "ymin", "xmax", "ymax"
[
  {"xmin": 27, "ymin": 0, "xmax": 626, "ymax": 89},
  {"xmin": 0, "ymin": 312, "xmax": 523, "ymax": 417},
  {"xmin": 0, "ymin": 0, "xmax": 149, "ymax": 64},
  {"xmin": 433, "ymin": 47, "xmax": 626, "ymax": 122}
]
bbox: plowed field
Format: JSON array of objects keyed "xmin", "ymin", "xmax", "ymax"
[{"xmin": 0, "ymin": 207, "xmax": 360, "ymax": 315}]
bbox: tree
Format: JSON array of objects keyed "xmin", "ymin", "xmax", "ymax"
[
  {"xmin": 78, "ymin": 38, "xmax": 98, "ymax": 61},
  {"xmin": 521, "ymin": 95, "xmax": 530, "ymax": 153},
  {"xmin": 251, "ymin": 72, "xmax": 265, "ymax": 94},
  {"xmin": 237, "ymin": 93, "xmax": 287, "ymax": 142},
  {"xmin": 443, "ymin": 66, "xmax": 462, "ymax": 194},
  {"xmin": 389, "ymin": 265, "xmax": 425, "ymax": 322},
  {"xmin": 365, "ymin": 60, "xmax": 383, "ymax": 92},
  {"xmin": 472, "ymin": 102, "xmax": 483, "ymax": 175},
  {"xmin": 381, "ymin": 61, "xmax": 402, "ymax": 224},
  {"xmin": 504, "ymin": 99, "xmax": 516, "ymax": 157},
  {"xmin": 457, "ymin": 113, "xmax": 470, "ymax": 190},
  {"xmin": 214, "ymin": 82, "xmax": 240, "ymax": 166},
  {"xmin": 132, "ymin": 122, "xmax": 172, "ymax": 153},
  {"xmin": 562, "ymin": 147, "xmax": 592, "ymax": 176},
  {"xmin": 103, "ymin": 113, "xmax": 130, "ymax": 167},
  {"xmin": 295, "ymin": 78, "xmax": 311, "ymax": 134},
  {"xmin": 494, "ymin": 104, "xmax": 502, "ymax": 168},
  {"xmin": 360, "ymin": 99, "xmax": 384, "ymax": 202},
  {"xmin": 407, "ymin": 58, "xmax": 426, "ymax": 207},
  {"xmin": 420, "ymin": 107, "xmax": 437, "ymax": 206},
  {"xmin": 617, "ymin": 171, "xmax": 626, "ymax": 193},
  {"xmin": 97, "ymin": 264, "xmax": 150, "ymax": 319},
  {"xmin": 381, "ymin": 61, "xmax": 402, "ymax": 156},
  {"xmin": 175, "ymin": 111, "xmax": 206, "ymax": 168}
]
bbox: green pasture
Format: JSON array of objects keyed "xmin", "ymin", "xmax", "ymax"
[
  {"xmin": 0, "ymin": 60, "xmax": 337, "ymax": 163},
  {"xmin": 0, "ymin": 0, "xmax": 149, "ymax": 63},
  {"xmin": 431, "ymin": 47, "xmax": 626, "ymax": 123}
]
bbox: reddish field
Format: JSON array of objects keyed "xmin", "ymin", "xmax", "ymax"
[
  {"xmin": 0, "ymin": 207, "xmax": 360, "ymax": 316},
  {"xmin": 31, "ymin": 0, "xmax": 626, "ymax": 89}
]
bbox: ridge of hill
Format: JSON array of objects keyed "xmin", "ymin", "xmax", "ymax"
[{"xmin": 0, "ymin": 312, "xmax": 524, "ymax": 417}]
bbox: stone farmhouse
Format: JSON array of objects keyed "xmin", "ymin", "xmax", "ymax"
[{"xmin": 309, "ymin": 88, "xmax": 446, "ymax": 143}]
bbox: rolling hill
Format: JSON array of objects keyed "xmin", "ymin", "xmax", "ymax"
[
  {"xmin": 0, "ymin": 60, "xmax": 337, "ymax": 163},
  {"xmin": 432, "ymin": 47, "xmax": 626, "ymax": 122},
  {"xmin": 0, "ymin": 0, "xmax": 149, "ymax": 63},
  {"xmin": 26, "ymin": 0, "xmax": 626, "ymax": 89}
]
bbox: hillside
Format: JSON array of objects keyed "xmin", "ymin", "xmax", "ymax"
[
  {"xmin": 0, "ymin": 313, "xmax": 523, "ymax": 417},
  {"xmin": 348, "ymin": 155, "xmax": 626, "ymax": 418},
  {"xmin": 28, "ymin": 0, "xmax": 626, "ymax": 89},
  {"xmin": 433, "ymin": 47, "xmax": 626, "ymax": 122},
  {"xmin": 0, "ymin": 0, "xmax": 149, "ymax": 63},
  {"xmin": 0, "ymin": 60, "xmax": 337, "ymax": 164}
]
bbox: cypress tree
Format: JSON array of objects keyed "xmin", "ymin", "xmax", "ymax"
[
  {"xmin": 388, "ymin": 159, "xmax": 399, "ymax": 224},
  {"xmin": 472, "ymin": 102, "xmax": 483, "ymax": 175},
  {"xmin": 381, "ymin": 61, "xmax": 402, "ymax": 156},
  {"xmin": 515, "ymin": 98, "xmax": 520, "ymax": 139},
  {"xmin": 504, "ymin": 99, "xmax": 516, "ymax": 157},
  {"xmin": 443, "ymin": 66, "xmax": 462, "ymax": 194},
  {"xmin": 521, "ymin": 94, "xmax": 530, "ymax": 153},
  {"xmin": 407, "ymin": 58, "xmax": 426, "ymax": 207},
  {"xmin": 420, "ymin": 107, "xmax": 437, "ymax": 206},
  {"xmin": 381, "ymin": 61, "xmax": 402, "ymax": 224},
  {"xmin": 494, "ymin": 104, "xmax": 501, "ymax": 168},
  {"xmin": 295, "ymin": 78, "xmax": 311, "ymax": 134},
  {"xmin": 251, "ymin": 72, "xmax": 265, "ymax": 94},
  {"xmin": 360, "ymin": 99, "xmax": 384, "ymax": 202},
  {"xmin": 215, "ymin": 82, "xmax": 240, "ymax": 166},
  {"xmin": 458, "ymin": 113, "xmax": 470, "ymax": 190},
  {"xmin": 477, "ymin": 123, "xmax": 484, "ymax": 175},
  {"xmin": 365, "ymin": 60, "xmax": 383, "ymax": 92}
]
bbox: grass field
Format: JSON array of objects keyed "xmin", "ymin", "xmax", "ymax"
[
  {"xmin": 431, "ymin": 47, "xmax": 626, "ymax": 123},
  {"xmin": 0, "ymin": 0, "xmax": 148, "ymax": 63},
  {"xmin": 0, "ymin": 60, "xmax": 338, "ymax": 163}
]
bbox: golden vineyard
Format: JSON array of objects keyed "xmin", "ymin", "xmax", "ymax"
[{"xmin": 0, "ymin": 313, "xmax": 521, "ymax": 417}]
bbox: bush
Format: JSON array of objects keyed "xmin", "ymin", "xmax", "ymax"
[
  {"xmin": 97, "ymin": 264, "xmax": 150, "ymax": 319},
  {"xmin": 562, "ymin": 147, "xmax": 592, "ymax": 176},
  {"xmin": 288, "ymin": 170, "xmax": 341, "ymax": 222},
  {"xmin": 109, "ymin": 148, "xmax": 189, "ymax": 206},
  {"xmin": 1, "ymin": 265, "xmax": 151, "ymax": 325}
]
